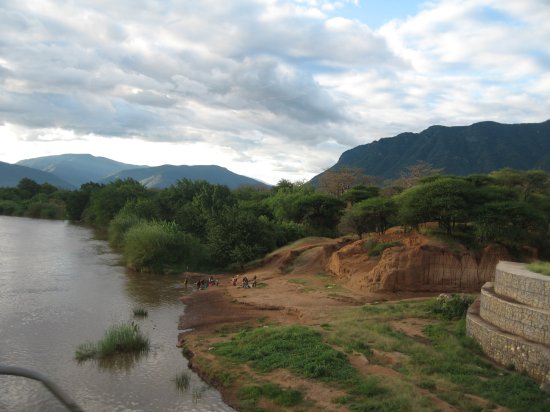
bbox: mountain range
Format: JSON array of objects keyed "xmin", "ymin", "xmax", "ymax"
[
  {"xmin": 0, "ymin": 154, "xmax": 267, "ymax": 189},
  {"xmin": 314, "ymin": 119, "xmax": 550, "ymax": 182},
  {"xmin": 2, "ymin": 120, "xmax": 549, "ymax": 190}
]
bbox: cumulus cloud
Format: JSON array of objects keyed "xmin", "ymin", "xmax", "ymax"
[{"xmin": 0, "ymin": 0, "xmax": 548, "ymax": 183}]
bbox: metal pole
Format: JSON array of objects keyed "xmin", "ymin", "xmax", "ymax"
[{"xmin": 0, "ymin": 365, "xmax": 85, "ymax": 412}]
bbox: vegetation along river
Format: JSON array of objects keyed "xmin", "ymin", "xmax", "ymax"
[{"xmin": 0, "ymin": 216, "xmax": 234, "ymax": 412}]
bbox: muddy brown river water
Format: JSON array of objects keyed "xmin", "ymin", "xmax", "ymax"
[{"xmin": 0, "ymin": 216, "xmax": 234, "ymax": 412}]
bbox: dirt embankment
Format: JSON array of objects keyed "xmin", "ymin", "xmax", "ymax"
[
  {"xmin": 327, "ymin": 229, "xmax": 509, "ymax": 293},
  {"xmin": 177, "ymin": 233, "xmax": 511, "ymax": 410}
]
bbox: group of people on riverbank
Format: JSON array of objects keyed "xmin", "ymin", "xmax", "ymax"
[
  {"xmin": 183, "ymin": 275, "xmax": 219, "ymax": 290},
  {"xmin": 231, "ymin": 274, "xmax": 257, "ymax": 288}
]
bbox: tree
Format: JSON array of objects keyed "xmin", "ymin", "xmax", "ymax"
[
  {"xmin": 17, "ymin": 178, "xmax": 41, "ymax": 199},
  {"xmin": 341, "ymin": 185, "xmax": 380, "ymax": 206},
  {"xmin": 490, "ymin": 169, "xmax": 550, "ymax": 201},
  {"xmin": 317, "ymin": 168, "xmax": 377, "ymax": 198},
  {"xmin": 84, "ymin": 179, "xmax": 150, "ymax": 226},
  {"xmin": 397, "ymin": 177, "xmax": 475, "ymax": 234},
  {"xmin": 395, "ymin": 161, "xmax": 443, "ymax": 189},
  {"xmin": 473, "ymin": 201, "xmax": 547, "ymax": 247},
  {"xmin": 340, "ymin": 197, "xmax": 396, "ymax": 238}
]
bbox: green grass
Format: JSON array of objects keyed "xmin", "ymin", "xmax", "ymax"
[
  {"xmin": 527, "ymin": 260, "xmax": 550, "ymax": 276},
  {"xmin": 214, "ymin": 325, "xmax": 357, "ymax": 382},
  {"xmin": 324, "ymin": 299, "xmax": 549, "ymax": 411},
  {"xmin": 75, "ymin": 321, "xmax": 149, "ymax": 361},
  {"xmin": 367, "ymin": 241, "xmax": 402, "ymax": 257},
  {"xmin": 132, "ymin": 306, "xmax": 148, "ymax": 317},
  {"xmin": 174, "ymin": 371, "xmax": 190, "ymax": 391},
  {"xmin": 238, "ymin": 383, "xmax": 303, "ymax": 410},
  {"xmin": 213, "ymin": 324, "xmax": 430, "ymax": 411}
]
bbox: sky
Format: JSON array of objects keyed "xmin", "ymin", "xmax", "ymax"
[{"xmin": 0, "ymin": 0, "xmax": 549, "ymax": 185}]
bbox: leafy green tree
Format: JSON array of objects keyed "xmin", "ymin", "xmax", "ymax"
[
  {"xmin": 17, "ymin": 178, "xmax": 41, "ymax": 199},
  {"xmin": 490, "ymin": 169, "xmax": 549, "ymax": 201},
  {"xmin": 397, "ymin": 176, "xmax": 475, "ymax": 234},
  {"xmin": 340, "ymin": 197, "xmax": 396, "ymax": 238},
  {"xmin": 341, "ymin": 185, "xmax": 380, "ymax": 205},
  {"xmin": 65, "ymin": 182, "xmax": 103, "ymax": 221},
  {"xmin": 473, "ymin": 201, "xmax": 547, "ymax": 247},
  {"xmin": 84, "ymin": 179, "xmax": 150, "ymax": 226},
  {"xmin": 207, "ymin": 207, "xmax": 276, "ymax": 268}
]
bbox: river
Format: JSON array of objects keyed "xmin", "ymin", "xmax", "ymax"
[{"xmin": 0, "ymin": 216, "xmax": 234, "ymax": 412}]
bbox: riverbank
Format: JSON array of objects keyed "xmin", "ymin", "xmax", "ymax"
[{"xmin": 177, "ymin": 238, "xmax": 549, "ymax": 411}]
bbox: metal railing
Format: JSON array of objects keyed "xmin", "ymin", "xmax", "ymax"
[{"xmin": 0, "ymin": 365, "xmax": 84, "ymax": 412}]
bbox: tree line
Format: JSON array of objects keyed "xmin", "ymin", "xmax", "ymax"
[{"xmin": 1, "ymin": 165, "xmax": 548, "ymax": 273}]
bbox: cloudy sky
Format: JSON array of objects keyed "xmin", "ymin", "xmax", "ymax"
[{"xmin": 0, "ymin": 0, "xmax": 548, "ymax": 184}]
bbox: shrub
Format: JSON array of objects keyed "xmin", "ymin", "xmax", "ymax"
[
  {"xmin": 123, "ymin": 220, "xmax": 206, "ymax": 272},
  {"xmin": 108, "ymin": 211, "xmax": 142, "ymax": 249},
  {"xmin": 431, "ymin": 294, "xmax": 475, "ymax": 319}
]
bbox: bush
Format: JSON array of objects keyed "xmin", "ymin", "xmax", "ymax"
[
  {"xmin": 431, "ymin": 294, "xmax": 475, "ymax": 319},
  {"xmin": 123, "ymin": 220, "xmax": 206, "ymax": 272},
  {"xmin": 108, "ymin": 211, "xmax": 142, "ymax": 249}
]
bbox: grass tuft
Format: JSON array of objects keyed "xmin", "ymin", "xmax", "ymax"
[
  {"xmin": 527, "ymin": 260, "xmax": 550, "ymax": 276},
  {"xmin": 133, "ymin": 306, "xmax": 148, "ymax": 317},
  {"xmin": 75, "ymin": 321, "xmax": 149, "ymax": 361},
  {"xmin": 174, "ymin": 371, "xmax": 190, "ymax": 391}
]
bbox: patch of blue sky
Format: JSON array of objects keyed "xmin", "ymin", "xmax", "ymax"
[
  {"xmin": 326, "ymin": 0, "xmax": 426, "ymax": 29},
  {"xmin": 472, "ymin": 6, "xmax": 522, "ymax": 27}
]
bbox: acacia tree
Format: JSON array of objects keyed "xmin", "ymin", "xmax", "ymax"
[
  {"xmin": 397, "ymin": 176, "xmax": 475, "ymax": 234},
  {"xmin": 317, "ymin": 168, "xmax": 377, "ymax": 198},
  {"xmin": 395, "ymin": 161, "xmax": 443, "ymax": 189},
  {"xmin": 340, "ymin": 197, "xmax": 396, "ymax": 238}
]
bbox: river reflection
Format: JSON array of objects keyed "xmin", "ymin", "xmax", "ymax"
[{"xmin": 0, "ymin": 216, "xmax": 234, "ymax": 412}]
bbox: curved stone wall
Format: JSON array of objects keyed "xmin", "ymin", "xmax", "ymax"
[
  {"xmin": 467, "ymin": 261, "xmax": 550, "ymax": 384},
  {"xmin": 494, "ymin": 261, "xmax": 550, "ymax": 309},
  {"xmin": 479, "ymin": 283, "xmax": 550, "ymax": 346},
  {"xmin": 467, "ymin": 302, "xmax": 550, "ymax": 384}
]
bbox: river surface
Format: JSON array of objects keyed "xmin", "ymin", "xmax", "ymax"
[{"xmin": 0, "ymin": 216, "xmax": 234, "ymax": 412}]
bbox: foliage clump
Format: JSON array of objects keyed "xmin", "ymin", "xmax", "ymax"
[
  {"xmin": 431, "ymin": 293, "xmax": 475, "ymax": 319},
  {"xmin": 527, "ymin": 260, "xmax": 550, "ymax": 276},
  {"xmin": 75, "ymin": 321, "xmax": 149, "ymax": 361}
]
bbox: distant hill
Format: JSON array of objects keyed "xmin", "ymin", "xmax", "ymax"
[
  {"xmin": 17, "ymin": 154, "xmax": 145, "ymax": 188},
  {"xmin": 103, "ymin": 164, "xmax": 268, "ymax": 189},
  {"xmin": 314, "ymin": 120, "xmax": 550, "ymax": 182},
  {"xmin": 0, "ymin": 161, "xmax": 74, "ymax": 189}
]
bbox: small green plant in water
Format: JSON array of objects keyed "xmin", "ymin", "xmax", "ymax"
[
  {"xmin": 133, "ymin": 306, "xmax": 148, "ymax": 317},
  {"xmin": 174, "ymin": 371, "xmax": 190, "ymax": 391},
  {"xmin": 75, "ymin": 321, "xmax": 149, "ymax": 361}
]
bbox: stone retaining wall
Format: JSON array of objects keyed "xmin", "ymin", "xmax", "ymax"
[
  {"xmin": 467, "ymin": 302, "xmax": 550, "ymax": 384},
  {"xmin": 494, "ymin": 261, "xmax": 550, "ymax": 309},
  {"xmin": 479, "ymin": 283, "xmax": 550, "ymax": 346},
  {"xmin": 466, "ymin": 261, "xmax": 550, "ymax": 384}
]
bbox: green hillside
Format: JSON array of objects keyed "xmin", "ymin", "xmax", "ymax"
[{"xmin": 317, "ymin": 120, "xmax": 550, "ymax": 181}]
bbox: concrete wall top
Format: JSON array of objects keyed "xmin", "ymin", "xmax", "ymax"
[{"xmin": 495, "ymin": 261, "xmax": 550, "ymax": 310}]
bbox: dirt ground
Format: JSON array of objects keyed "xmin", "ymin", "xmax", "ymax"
[{"xmin": 177, "ymin": 238, "xmax": 483, "ymax": 411}]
